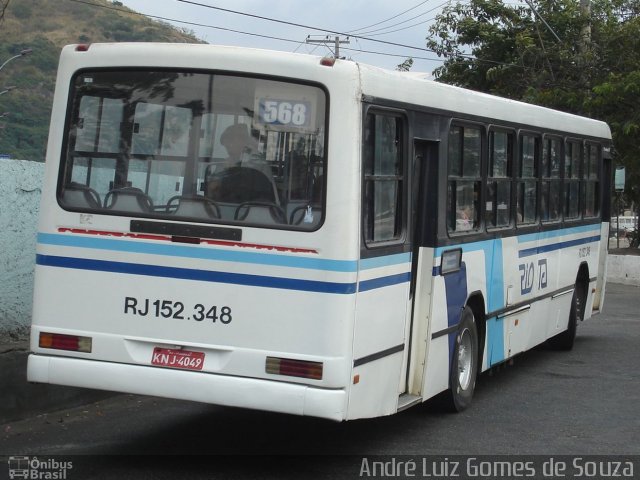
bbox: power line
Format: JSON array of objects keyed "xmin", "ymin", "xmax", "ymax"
[
  {"xmin": 66, "ymin": 0, "xmax": 523, "ymax": 70},
  {"xmin": 354, "ymin": 0, "xmax": 450, "ymax": 37},
  {"xmin": 65, "ymin": 0, "xmax": 448, "ymax": 64},
  {"xmin": 347, "ymin": 0, "xmax": 431, "ymax": 34},
  {"xmin": 176, "ymin": 0, "xmax": 448, "ymax": 56},
  {"xmin": 175, "ymin": 0, "xmax": 516, "ymax": 67},
  {"xmin": 355, "ymin": 17, "xmax": 436, "ymax": 38},
  {"xmin": 66, "ymin": 0, "xmax": 303, "ymax": 46}
]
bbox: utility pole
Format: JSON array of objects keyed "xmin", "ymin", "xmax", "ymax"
[
  {"xmin": 306, "ymin": 35, "xmax": 350, "ymax": 59},
  {"xmin": 579, "ymin": 0, "xmax": 592, "ymax": 54}
]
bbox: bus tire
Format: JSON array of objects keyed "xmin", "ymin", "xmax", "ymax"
[
  {"xmin": 447, "ymin": 306, "xmax": 479, "ymax": 412},
  {"xmin": 548, "ymin": 283, "xmax": 584, "ymax": 351}
]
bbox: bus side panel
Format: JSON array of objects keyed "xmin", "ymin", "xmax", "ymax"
[
  {"xmin": 347, "ymin": 259, "xmax": 411, "ymax": 420},
  {"xmin": 421, "ymin": 277, "xmax": 450, "ymax": 401},
  {"xmin": 592, "ymin": 223, "xmax": 608, "ymax": 313},
  {"xmin": 423, "ymin": 248, "xmax": 489, "ymax": 400}
]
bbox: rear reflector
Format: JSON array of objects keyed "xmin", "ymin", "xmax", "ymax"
[
  {"xmin": 39, "ymin": 332, "xmax": 92, "ymax": 353},
  {"xmin": 265, "ymin": 356, "xmax": 323, "ymax": 380}
]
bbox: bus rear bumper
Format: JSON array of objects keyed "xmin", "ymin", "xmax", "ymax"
[{"xmin": 27, "ymin": 354, "xmax": 347, "ymax": 421}]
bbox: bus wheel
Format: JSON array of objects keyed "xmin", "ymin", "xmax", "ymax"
[
  {"xmin": 447, "ymin": 306, "xmax": 478, "ymax": 412},
  {"xmin": 548, "ymin": 283, "xmax": 584, "ymax": 351}
]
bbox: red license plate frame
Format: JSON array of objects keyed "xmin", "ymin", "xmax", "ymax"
[{"xmin": 151, "ymin": 347, "xmax": 205, "ymax": 371}]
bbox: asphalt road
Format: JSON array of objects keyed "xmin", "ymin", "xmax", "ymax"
[{"xmin": 1, "ymin": 283, "xmax": 638, "ymax": 479}]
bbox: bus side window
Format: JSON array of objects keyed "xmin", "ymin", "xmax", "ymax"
[
  {"xmin": 517, "ymin": 133, "xmax": 540, "ymax": 225},
  {"xmin": 583, "ymin": 143, "xmax": 600, "ymax": 218},
  {"xmin": 363, "ymin": 112, "xmax": 405, "ymax": 244},
  {"xmin": 541, "ymin": 136, "xmax": 562, "ymax": 223},
  {"xmin": 487, "ymin": 129, "xmax": 513, "ymax": 229},
  {"xmin": 564, "ymin": 140, "xmax": 582, "ymax": 220},
  {"xmin": 447, "ymin": 124, "xmax": 482, "ymax": 234}
]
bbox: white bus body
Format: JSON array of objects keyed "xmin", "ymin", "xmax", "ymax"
[{"xmin": 28, "ymin": 44, "xmax": 612, "ymax": 421}]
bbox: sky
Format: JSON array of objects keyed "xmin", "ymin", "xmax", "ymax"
[{"xmin": 120, "ymin": 0, "xmax": 452, "ymax": 75}]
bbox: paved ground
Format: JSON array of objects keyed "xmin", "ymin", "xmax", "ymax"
[{"xmin": 0, "ymin": 283, "xmax": 638, "ymax": 479}]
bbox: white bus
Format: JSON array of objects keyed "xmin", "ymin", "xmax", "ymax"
[{"xmin": 28, "ymin": 43, "xmax": 612, "ymax": 421}]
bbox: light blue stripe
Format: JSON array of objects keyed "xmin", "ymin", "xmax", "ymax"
[
  {"xmin": 37, "ymin": 232, "xmax": 358, "ymax": 273},
  {"xmin": 488, "ymin": 239, "xmax": 504, "ymax": 313},
  {"xmin": 487, "ymin": 316, "xmax": 505, "ymax": 366},
  {"xmin": 359, "ymin": 252, "xmax": 412, "ymax": 270}
]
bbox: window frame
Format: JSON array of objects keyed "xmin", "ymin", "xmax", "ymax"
[
  {"xmin": 362, "ymin": 108, "xmax": 407, "ymax": 248},
  {"xmin": 541, "ymin": 134, "xmax": 563, "ymax": 224},
  {"xmin": 446, "ymin": 121, "xmax": 485, "ymax": 236},
  {"xmin": 516, "ymin": 131, "xmax": 541, "ymax": 227},
  {"xmin": 486, "ymin": 127, "xmax": 514, "ymax": 231},
  {"xmin": 57, "ymin": 67, "xmax": 330, "ymax": 232},
  {"xmin": 582, "ymin": 141, "xmax": 601, "ymax": 219},
  {"xmin": 563, "ymin": 138, "xmax": 583, "ymax": 221}
]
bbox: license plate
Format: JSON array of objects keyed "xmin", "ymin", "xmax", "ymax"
[{"xmin": 151, "ymin": 347, "xmax": 205, "ymax": 371}]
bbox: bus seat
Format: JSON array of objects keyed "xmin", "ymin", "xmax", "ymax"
[
  {"xmin": 207, "ymin": 166, "xmax": 278, "ymax": 205},
  {"xmin": 167, "ymin": 195, "xmax": 220, "ymax": 220},
  {"xmin": 104, "ymin": 187, "xmax": 153, "ymax": 213},
  {"xmin": 235, "ymin": 202, "xmax": 286, "ymax": 225},
  {"xmin": 289, "ymin": 204, "xmax": 321, "ymax": 227},
  {"xmin": 61, "ymin": 182, "xmax": 102, "ymax": 209}
]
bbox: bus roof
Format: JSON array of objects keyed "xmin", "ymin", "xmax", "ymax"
[
  {"xmin": 356, "ymin": 62, "xmax": 612, "ymax": 140},
  {"xmin": 61, "ymin": 43, "xmax": 611, "ymax": 141}
]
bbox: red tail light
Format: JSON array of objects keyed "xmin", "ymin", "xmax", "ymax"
[
  {"xmin": 39, "ymin": 332, "xmax": 92, "ymax": 353},
  {"xmin": 265, "ymin": 356, "xmax": 323, "ymax": 380}
]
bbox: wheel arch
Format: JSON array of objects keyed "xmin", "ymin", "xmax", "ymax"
[
  {"xmin": 577, "ymin": 261, "xmax": 590, "ymax": 285},
  {"xmin": 576, "ymin": 262, "xmax": 590, "ymax": 321},
  {"xmin": 465, "ymin": 291, "xmax": 486, "ymax": 374}
]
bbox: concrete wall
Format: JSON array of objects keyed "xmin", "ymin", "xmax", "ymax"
[
  {"xmin": 0, "ymin": 158, "xmax": 44, "ymax": 340},
  {"xmin": 607, "ymin": 254, "xmax": 640, "ymax": 286}
]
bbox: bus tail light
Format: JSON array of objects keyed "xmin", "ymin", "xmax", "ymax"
[
  {"xmin": 320, "ymin": 56, "xmax": 336, "ymax": 67},
  {"xmin": 265, "ymin": 357, "xmax": 323, "ymax": 380},
  {"xmin": 39, "ymin": 332, "xmax": 92, "ymax": 353}
]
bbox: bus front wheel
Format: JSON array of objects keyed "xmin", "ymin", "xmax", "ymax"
[{"xmin": 447, "ymin": 306, "xmax": 479, "ymax": 412}]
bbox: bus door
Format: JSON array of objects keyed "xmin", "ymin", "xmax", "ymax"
[
  {"xmin": 399, "ymin": 139, "xmax": 439, "ymax": 399},
  {"xmin": 593, "ymin": 147, "xmax": 613, "ymax": 311}
]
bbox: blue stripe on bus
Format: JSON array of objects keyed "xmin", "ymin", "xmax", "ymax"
[
  {"xmin": 37, "ymin": 233, "xmax": 358, "ymax": 273},
  {"xmin": 518, "ymin": 235, "xmax": 601, "ymax": 258},
  {"xmin": 358, "ymin": 272, "xmax": 411, "ymax": 292},
  {"xmin": 517, "ymin": 224, "xmax": 601, "ymax": 243},
  {"xmin": 36, "ymin": 254, "xmax": 357, "ymax": 294}
]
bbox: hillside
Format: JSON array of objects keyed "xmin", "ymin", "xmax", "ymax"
[{"xmin": 0, "ymin": 0, "xmax": 203, "ymax": 161}]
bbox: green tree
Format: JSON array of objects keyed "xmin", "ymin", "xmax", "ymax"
[
  {"xmin": 426, "ymin": 0, "xmax": 640, "ymax": 208},
  {"xmin": 396, "ymin": 57, "xmax": 414, "ymax": 72}
]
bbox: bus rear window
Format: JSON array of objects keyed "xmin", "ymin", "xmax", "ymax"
[{"xmin": 59, "ymin": 70, "xmax": 327, "ymax": 230}]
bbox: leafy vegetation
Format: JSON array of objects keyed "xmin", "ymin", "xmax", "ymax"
[
  {"xmin": 427, "ymin": 0, "xmax": 640, "ymax": 210},
  {"xmin": 0, "ymin": 0, "xmax": 202, "ymax": 161}
]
